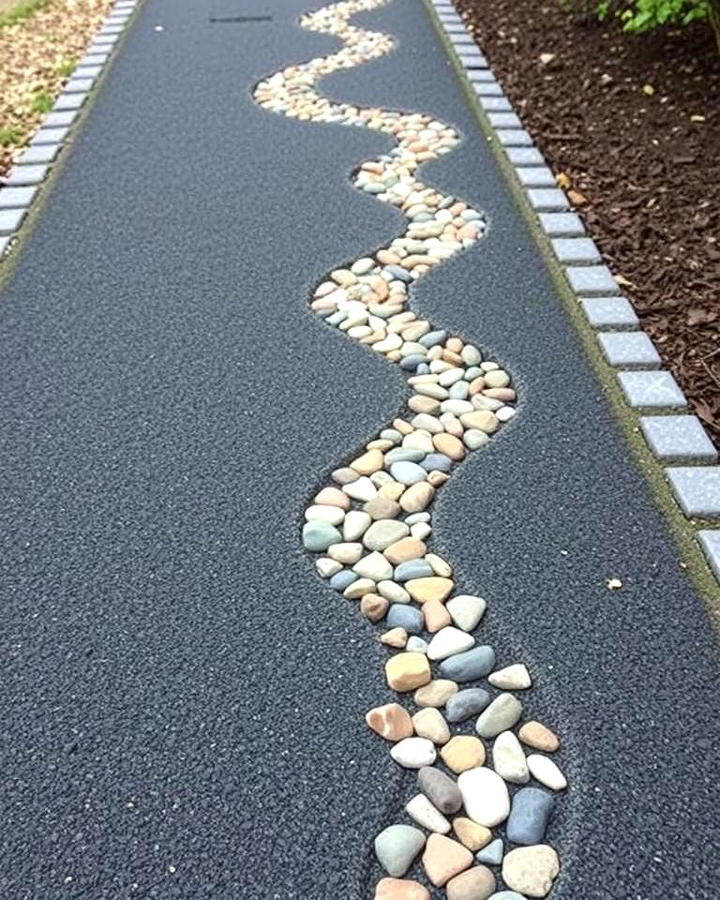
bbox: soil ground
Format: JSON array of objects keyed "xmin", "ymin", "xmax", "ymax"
[{"xmin": 455, "ymin": 0, "xmax": 720, "ymax": 444}]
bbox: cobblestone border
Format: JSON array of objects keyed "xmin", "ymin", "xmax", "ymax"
[
  {"xmin": 0, "ymin": 0, "xmax": 140, "ymax": 260},
  {"xmin": 429, "ymin": 0, "xmax": 720, "ymax": 586}
]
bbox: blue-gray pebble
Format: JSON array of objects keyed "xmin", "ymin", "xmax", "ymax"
[
  {"xmin": 440, "ymin": 645, "xmax": 496, "ymax": 682},
  {"xmin": 445, "ymin": 688, "xmax": 490, "ymax": 723},
  {"xmin": 389, "ymin": 461, "xmax": 428, "ymax": 485},
  {"xmin": 302, "ymin": 520, "xmax": 342, "ymax": 551},
  {"xmin": 420, "ymin": 329, "xmax": 447, "ymax": 348},
  {"xmin": 387, "ymin": 605, "xmax": 424, "ymax": 635},
  {"xmin": 506, "ymin": 787, "xmax": 554, "ymax": 845},
  {"xmin": 395, "ymin": 559, "xmax": 434, "ymax": 582},
  {"xmin": 476, "ymin": 838, "xmax": 504, "ymax": 865},
  {"xmin": 330, "ymin": 570, "xmax": 358, "ymax": 591},
  {"xmin": 420, "ymin": 453, "xmax": 453, "ymax": 473}
]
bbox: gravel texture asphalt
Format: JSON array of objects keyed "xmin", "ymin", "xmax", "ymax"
[{"xmin": 0, "ymin": 0, "xmax": 718, "ymax": 897}]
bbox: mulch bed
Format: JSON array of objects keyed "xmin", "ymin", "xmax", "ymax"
[{"xmin": 454, "ymin": 0, "xmax": 720, "ymax": 444}]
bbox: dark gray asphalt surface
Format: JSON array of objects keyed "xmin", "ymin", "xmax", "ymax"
[{"xmin": 0, "ymin": 0, "xmax": 718, "ymax": 897}]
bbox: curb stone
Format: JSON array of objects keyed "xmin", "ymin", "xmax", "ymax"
[
  {"xmin": 0, "ymin": 0, "xmax": 141, "ymax": 257},
  {"xmin": 428, "ymin": 0, "xmax": 720, "ymax": 588}
]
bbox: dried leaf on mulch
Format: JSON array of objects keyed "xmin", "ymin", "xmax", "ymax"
[{"xmin": 455, "ymin": 0, "xmax": 720, "ymax": 445}]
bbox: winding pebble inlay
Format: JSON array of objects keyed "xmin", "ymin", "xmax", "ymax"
[{"xmin": 253, "ymin": 2, "xmax": 565, "ymax": 896}]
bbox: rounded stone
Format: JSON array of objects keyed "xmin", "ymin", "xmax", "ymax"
[
  {"xmin": 364, "ymin": 519, "xmax": 411, "ymax": 551},
  {"xmin": 418, "ymin": 766, "xmax": 463, "ymax": 814},
  {"xmin": 395, "ymin": 559, "xmax": 434, "ymax": 581},
  {"xmin": 457, "ymin": 767, "xmax": 510, "ymax": 827},
  {"xmin": 446, "ymin": 595, "xmax": 487, "ymax": 632},
  {"xmin": 390, "ymin": 461, "xmax": 428, "ymax": 485},
  {"xmin": 302, "ymin": 520, "xmax": 342, "ymax": 552},
  {"xmin": 373, "ymin": 878, "xmax": 430, "ymax": 900},
  {"xmin": 386, "ymin": 652, "xmax": 432, "ymax": 692},
  {"xmin": 440, "ymin": 736, "xmax": 486, "ymax": 773},
  {"xmin": 406, "ymin": 577, "xmax": 455, "ymax": 604},
  {"xmin": 452, "ymin": 817, "xmax": 492, "ymax": 852},
  {"xmin": 476, "ymin": 838, "xmax": 504, "ymax": 866},
  {"xmin": 414, "ymin": 679, "xmax": 458, "ymax": 707},
  {"xmin": 527, "ymin": 754, "xmax": 567, "ymax": 791},
  {"xmin": 412, "ymin": 707, "xmax": 450, "ymax": 745},
  {"xmin": 391, "ymin": 737, "xmax": 437, "ymax": 769},
  {"xmin": 344, "ymin": 510, "xmax": 372, "ymax": 541},
  {"xmin": 374, "ymin": 878, "xmax": 430, "ymax": 900},
  {"xmin": 440, "ymin": 646, "xmax": 496, "ymax": 682},
  {"xmin": 423, "ymin": 598, "xmax": 452, "ymax": 632},
  {"xmin": 328, "ymin": 542, "xmax": 364, "ymax": 564},
  {"xmin": 492, "ymin": 730, "xmax": 530, "ymax": 784},
  {"xmin": 305, "ymin": 504, "xmax": 345, "ymax": 525},
  {"xmin": 378, "ymin": 580, "xmax": 412, "ymax": 604},
  {"xmin": 315, "ymin": 486, "xmax": 351, "ymax": 508},
  {"xmin": 405, "ymin": 793, "xmax": 451, "ymax": 834},
  {"xmin": 488, "ymin": 664, "xmax": 532, "ymax": 690},
  {"xmin": 354, "ymin": 551, "xmax": 395, "ymax": 581},
  {"xmin": 427, "ymin": 626, "xmax": 476, "ymax": 661},
  {"xmin": 501, "ymin": 845, "xmax": 560, "ymax": 898},
  {"xmin": 446, "ymin": 688, "xmax": 490, "ymax": 723},
  {"xmin": 446, "ymin": 866, "xmax": 496, "ymax": 900},
  {"xmin": 365, "ymin": 703, "xmax": 414, "ymax": 741},
  {"xmin": 475, "ymin": 694, "xmax": 523, "ymax": 739},
  {"xmin": 351, "ymin": 448, "xmax": 386, "ymax": 475},
  {"xmin": 374, "ymin": 824, "xmax": 426, "ymax": 878},
  {"xmin": 459, "ymin": 411, "xmax": 499, "ymax": 433},
  {"xmin": 365, "ymin": 497, "xmax": 402, "ymax": 520},
  {"xmin": 384, "ymin": 537, "xmax": 427, "ymax": 564},
  {"xmin": 361, "ymin": 593, "xmax": 389, "ymax": 622},
  {"xmin": 422, "ymin": 834, "xmax": 473, "ymax": 887},
  {"xmin": 518, "ymin": 721, "xmax": 560, "ymax": 753},
  {"xmin": 399, "ymin": 481, "xmax": 435, "ymax": 512},
  {"xmin": 380, "ymin": 627, "xmax": 408, "ymax": 648},
  {"xmin": 506, "ymin": 787, "xmax": 554, "ymax": 845}
]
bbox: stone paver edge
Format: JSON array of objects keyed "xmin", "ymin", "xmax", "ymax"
[
  {"xmin": 0, "ymin": 0, "xmax": 142, "ymax": 258},
  {"xmin": 427, "ymin": 0, "xmax": 720, "ymax": 592}
]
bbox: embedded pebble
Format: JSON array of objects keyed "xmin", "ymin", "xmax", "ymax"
[
  {"xmin": 440, "ymin": 736, "xmax": 486, "ymax": 773},
  {"xmin": 476, "ymin": 838, "xmax": 504, "ymax": 866},
  {"xmin": 354, "ymin": 551, "xmax": 394, "ymax": 581},
  {"xmin": 501, "ymin": 845, "xmax": 560, "ymax": 898},
  {"xmin": 527, "ymin": 754, "xmax": 567, "ymax": 791},
  {"xmin": 380, "ymin": 627, "xmax": 408, "ymax": 648},
  {"xmin": 361, "ymin": 593, "xmax": 389, "ymax": 622},
  {"xmin": 364, "ymin": 519, "xmax": 411, "ymax": 551},
  {"xmin": 414, "ymin": 679, "xmax": 458, "ymax": 707},
  {"xmin": 418, "ymin": 766, "xmax": 463, "ymax": 814},
  {"xmin": 391, "ymin": 737, "xmax": 437, "ymax": 768},
  {"xmin": 406, "ymin": 635, "xmax": 428, "ymax": 653},
  {"xmin": 366, "ymin": 703, "xmax": 414, "ymax": 742},
  {"xmin": 446, "ymin": 866, "xmax": 496, "ymax": 900},
  {"xmin": 446, "ymin": 688, "xmax": 490, "ymax": 723},
  {"xmin": 518, "ymin": 721, "xmax": 560, "ymax": 753},
  {"xmin": 395, "ymin": 559, "xmax": 434, "ymax": 581},
  {"xmin": 488, "ymin": 664, "xmax": 532, "ymax": 690},
  {"xmin": 386, "ymin": 652, "xmax": 431, "ymax": 691},
  {"xmin": 422, "ymin": 834, "xmax": 473, "ymax": 887},
  {"xmin": 492, "ymin": 730, "xmax": 529, "ymax": 784},
  {"xmin": 446, "ymin": 594, "xmax": 487, "ymax": 632},
  {"xmin": 440, "ymin": 646, "xmax": 495, "ymax": 682},
  {"xmin": 412, "ymin": 707, "xmax": 450, "ymax": 745},
  {"xmin": 427, "ymin": 626, "xmax": 475, "ymax": 661},
  {"xmin": 506, "ymin": 787, "xmax": 554, "ymax": 845},
  {"xmin": 390, "ymin": 461, "xmax": 428, "ymax": 485},
  {"xmin": 374, "ymin": 824, "xmax": 426, "ymax": 878},
  {"xmin": 302, "ymin": 520, "xmax": 342, "ymax": 551},
  {"xmin": 452, "ymin": 818, "xmax": 492, "ymax": 852},
  {"xmin": 387, "ymin": 604, "xmax": 424, "ymax": 634},
  {"xmin": 378, "ymin": 580, "xmax": 411, "ymax": 603},
  {"xmin": 406, "ymin": 794, "xmax": 451, "ymax": 833},
  {"xmin": 344, "ymin": 509, "xmax": 372, "ymax": 541},
  {"xmin": 374, "ymin": 878, "xmax": 430, "ymax": 900},
  {"xmin": 457, "ymin": 767, "xmax": 510, "ymax": 827},
  {"xmin": 406, "ymin": 576, "xmax": 454, "ymax": 603},
  {"xmin": 475, "ymin": 693, "xmax": 523, "ymax": 739}
]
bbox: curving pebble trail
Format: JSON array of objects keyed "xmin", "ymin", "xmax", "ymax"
[{"xmin": 254, "ymin": 2, "xmax": 566, "ymax": 897}]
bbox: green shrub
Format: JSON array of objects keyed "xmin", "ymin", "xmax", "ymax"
[{"xmin": 569, "ymin": 0, "xmax": 720, "ymax": 47}]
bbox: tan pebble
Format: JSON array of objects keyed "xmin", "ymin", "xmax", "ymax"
[
  {"xmin": 384, "ymin": 537, "xmax": 427, "ymax": 565},
  {"xmin": 332, "ymin": 466, "xmax": 360, "ymax": 485},
  {"xmin": 484, "ymin": 369, "xmax": 510, "ymax": 388},
  {"xmin": 483, "ymin": 387, "xmax": 516, "ymax": 402},
  {"xmin": 379, "ymin": 627, "xmax": 408, "ymax": 648},
  {"xmin": 376, "ymin": 249, "xmax": 402, "ymax": 266},
  {"xmin": 399, "ymin": 482, "xmax": 435, "ymax": 513},
  {"xmin": 365, "ymin": 497, "xmax": 402, "ymax": 520},
  {"xmin": 361, "ymin": 593, "xmax": 389, "ymax": 622},
  {"xmin": 367, "ymin": 439, "xmax": 396, "ymax": 452},
  {"xmin": 386, "ymin": 652, "xmax": 432, "ymax": 692},
  {"xmin": 432, "ymin": 433, "xmax": 466, "ymax": 461},
  {"xmin": 445, "ymin": 337, "xmax": 463, "ymax": 354},
  {"xmin": 459, "ymin": 411, "xmax": 500, "ymax": 434},
  {"xmin": 425, "ymin": 553, "xmax": 452, "ymax": 577},
  {"xmin": 351, "ymin": 448, "xmax": 385, "ymax": 475},
  {"xmin": 393, "ymin": 418, "xmax": 414, "ymax": 435},
  {"xmin": 414, "ymin": 679, "xmax": 458, "ymax": 708},
  {"xmin": 468, "ymin": 376, "xmax": 486, "ymax": 396},
  {"xmin": 518, "ymin": 721, "xmax": 560, "ymax": 753},
  {"xmin": 327, "ymin": 542, "xmax": 364, "ymax": 564},
  {"xmin": 502, "ymin": 845, "xmax": 560, "ymax": 898},
  {"xmin": 422, "ymin": 833, "xmax": 473, "ymax": 887},
  {"xmin": 427, "ymin": 471, "xmax": 449, "ymax": 487},
  {"xmin": 405, "ymin": 577, "xmax": 454, "ymax": 603},
  {"xmin": 442, "ymin": 349, "xmax": 464, "ymax": 365},
  {"xmin": 452, "ymin": 818, "xmax": 492, "ymax": 852},
  {"xmin": 411, "ymin": 706, "xmax": 450, "ymax": 744},
  {"xmin": 401, "ymin": 321, "xmax": 431, "ymax": 341},
  {"xmin": 315, "ymin": 486, "xmax": 351, "ymax": 509},
  {"xmin": 423, "ymin": 598, "xmax": 452, "ymax": 633},
  {"xmin": 373, "ymin": 877, "xmax": 430, "ymax": 900},
  {"xmin": 440, "ymin": 736, "xmax": 486, "ymax": 773},
  {"xmin": 365, "ymin": 702, "xmax": 413, "ymax": 741},
  {"xmin": 378, "ymin": 482, "xmax": 406, "ymax": 502},
  {"xmin": 409, "ymin": 394, "xmax": 441, "ymax": 416},
  {"xmin": 446, "ymin": 865, "xmax": 496, "ymax": 900}
]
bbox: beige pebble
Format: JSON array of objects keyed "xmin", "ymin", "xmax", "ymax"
[
  {"xmin": 365, "ymin": 497, "xmax": 402, "ymax": 520},
  {"xmin": 459, "ymin": 411, "xmax": 499, "ymax": 433},
  {"xmin": 518, "ymin": 721, "xmax": 560, "ymax": 753},
  {"xmin": 412, "ymin": 707, "xmax": 450, "ymax": 744},
  {"xmin": 440, "ymin": 736, "xmax": 486, "ymax": 773},
  {"xmin": 422, "ymin": 834, "xmax": 473, "ymax": 887},
  {"xmin": 446, "ymin": 866, "xmax": 496, "ymax": 900},
  {"xmin": 386, "ymin": 652, "xmax": 432, "ymax": 692},
  {"xmin": 414, "ymin": 679, "xmax": 458, "ymax": 708},
  {"xmin": 452, "ymin": 818, "xmax": 492, "ymax": 852},
  {"xmin": 351, "ymin": 448, "xmax": 385, "ymax": 475},
  {"xmin": 399, "ymin": 482, "xmax": 435, "ymax": 513},
  {"xmin": 379, "ymin": 627, "xmax": 408, "ymax": 648},
  {"xmin": 361, "ymin": 594, "xmax": 389, "ymax": 622},
  {"xmin": 423, "ymin": 598, "xmax": 452, "ymax": 633},
  {"xmin": 315, "ymin": 486, "xmax": 351, "ymax": 509},
  {"xmin": 433, "ymin": 433, "xmax": 465, "ymax": 461},
  {"xmin": 502, "ymin": 845, "xmax": 560, "ymax": 898},
  {"xmin": 405, "ymin": 577, "xmax": 454, "ymax": 603},
  {"xmin": 373, "ymin": 878, "xmax": 430, "ymax": 900},
  {"xmin": 385, "ymin": 537, "xmax": 427, "ymax": 564}
]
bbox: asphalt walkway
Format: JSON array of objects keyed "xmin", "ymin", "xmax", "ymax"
[{"xmin": 0, "ymin": 0, "xmax": 718, "ymax": 897}]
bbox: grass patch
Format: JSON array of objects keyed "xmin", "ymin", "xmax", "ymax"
[
  {"xmin": 56, "ymin": 57, "xmax": 76, "ymax": 77},
  {"xmin": 0, "ymin": 0, "xmax": 48, "ymax": 29},
  {"xmin": 0, "ymin": 126, "xmax": 23, "ymax": 146},
  {"xmin": 30, "ymin": 90, "xmax": 53, "ymax": 114}
]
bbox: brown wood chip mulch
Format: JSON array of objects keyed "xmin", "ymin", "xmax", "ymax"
[{"xmin": 454, "ymin": 0, "xmax": 720, "ymax": 445}]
